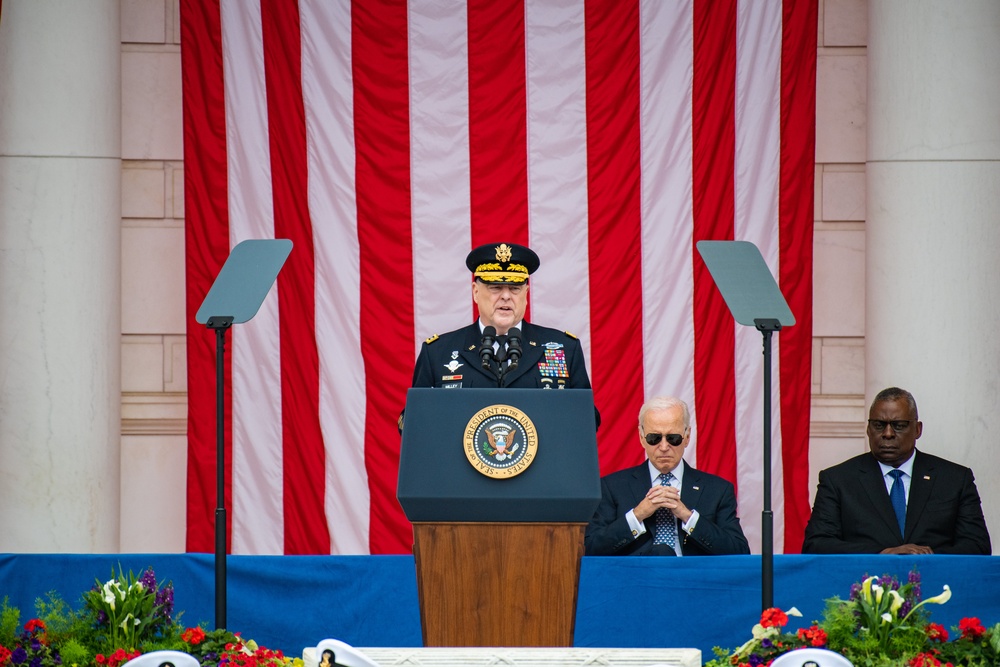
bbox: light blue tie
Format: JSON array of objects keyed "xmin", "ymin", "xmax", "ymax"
[
  {"xmin": 888, "ymin": 469, "xmax": 906, "ymax": 535},
  {"xmin": 653, "ymin": 472, "xmax": 677, "ymax": 548}
]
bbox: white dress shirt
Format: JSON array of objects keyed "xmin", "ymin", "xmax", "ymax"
[{"xmin": 624, "ymin": 459, "xmax": 700, "ymax": 556}]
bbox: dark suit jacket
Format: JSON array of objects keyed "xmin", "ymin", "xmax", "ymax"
[
  {"xmin": 411, "ymin": 321, "xmax": 592, "ymax": 390},
  {"xmin": 802, "ymin": 450, "xmax": 991, "ymax": 554},
  {"xmin": 584, "ymin": 461, "xmax": 750, "ymax": 556}
]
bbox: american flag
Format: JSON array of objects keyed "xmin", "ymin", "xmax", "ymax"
[{"xmin": 181, "ymin": 0, "xmax": 816, "ymax": 555}]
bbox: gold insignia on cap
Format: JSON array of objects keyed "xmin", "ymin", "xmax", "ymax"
[
  {"xmin": 495, "ymin": 244, "xmax": 513, "ymax": 263},
  {"xmin": 475, "ymin": 262, "xmax": 503, "ymax": 273}
]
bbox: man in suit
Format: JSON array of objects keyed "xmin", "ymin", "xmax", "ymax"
[
  {"xmin": 409, "ymin": 242, "xmax": 593, "ymax": 392},
  {"xmin": 802, "ymin": 387, "xmax": 991, "ymax": 555},
  {"xmin": 585, "ymin": 395, "xmax": 750, "ymax": 556}
]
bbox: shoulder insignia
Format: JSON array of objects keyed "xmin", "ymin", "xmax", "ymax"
[
  {"xmin": 564, "ymin": 331, "xmax": 578, "ymax": 339},
  {"xmin": 425, "ymin": 334, "xmax": 440, "ymax": 344}
]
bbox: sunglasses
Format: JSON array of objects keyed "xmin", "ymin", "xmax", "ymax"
[{"xmin": 644, "ymin": 432, "xmax": 684, "ymax": 447}]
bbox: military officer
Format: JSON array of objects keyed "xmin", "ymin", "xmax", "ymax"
[{"xmin": 409, "ymin": 242, "xmax": 594, "ymax": 394}]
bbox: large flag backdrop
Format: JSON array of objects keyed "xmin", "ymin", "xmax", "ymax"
[{"xmin": 181, "ymin": 0, "xmax": 816, "ymax": 556}]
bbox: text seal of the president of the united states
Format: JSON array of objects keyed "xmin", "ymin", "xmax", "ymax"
[{"xmin": 464, "ymin": 404, "xmax": 538, "ymax": 478}]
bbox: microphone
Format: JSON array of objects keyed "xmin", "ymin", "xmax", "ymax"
[
  {"xmin": 479, "ymin": 326, "xmax": 497, "ymax": 370},
  {"xmin": 506, "ymin": 327, "xmax": 522, "ymax": 371}
]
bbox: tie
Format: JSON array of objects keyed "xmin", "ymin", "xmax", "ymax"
[
  {"xmin": 888, "ymin": 469, "xmax": 906, "ymax": 535},
  {"xmin": 653, "ymin": 472, "xmax": 677, "ymax": 548},
  {"xmin": 494, "ymin": 335, "xmax": 508, "ymax": 362}
]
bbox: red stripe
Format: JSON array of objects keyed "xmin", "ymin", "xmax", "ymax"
[
  {"xmin": 691, "ymin": 0, "xmax": 738, "ymax": 485},
  {"xmin": 180, "ymin": 0, "xmax": 232, "ymax": 553},
  {"xmin": 467, "ymin": 0, "xmax": 530, "ymax": 322},
  {"xmin": 585, "ymin": 0, "xmax": 645, "ymax": 475},
  {"xmin": 467, "ymin": 0, "xmax": 529, "ymax": 250},
  {"xmin": 778, "ymin": 0, "xmax": 817, "ymax": 553},
  {"xmin": 353, "ymin": 0, "xmax": 414, "ymax": 554},
  {"xmin": 260, "ymin": 0, "xmax": 330, "ymax": 554}
]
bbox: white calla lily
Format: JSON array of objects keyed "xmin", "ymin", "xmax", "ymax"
[
  {"xmin": 888, "ymin": 589, "xmax": 904, "ymax": 615},
  {"xmin": 862, "ymin": 576, "xmax": 877, "ymax": 603},
  {"xmin": 925, "ymin": 584, "xmax": 951, "ymax": 605},
  {"xmin": 900, "ymin": 583, "xmax": 953, "ymax": 628},
  {"xmin": 102, "ymin": 582, "xmax": 117, "ymax": 610},
  {"xmin": 881, "ymin": 612, "xmax": 892, "ymax": 624}
]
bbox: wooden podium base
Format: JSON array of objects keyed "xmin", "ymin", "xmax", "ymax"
[{"xmin": 412, "ymin": 522, "xmax": 586, "ymax": 647}]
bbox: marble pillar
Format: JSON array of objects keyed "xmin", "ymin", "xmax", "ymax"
[
  {"xmin": 0, "ymin": 1, "xmax": 122, "ymax": 550},
  {"xmin": 866, "ymin": 0, "xmax": 1000, "ymax": 549}
]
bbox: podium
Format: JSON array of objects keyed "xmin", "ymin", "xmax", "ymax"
[{"xmin": 398, "ymin": 388, "xmax": 601, "ymax": 647}]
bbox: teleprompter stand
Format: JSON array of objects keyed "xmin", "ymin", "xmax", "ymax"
[
  {"xmin": 195, "ymin": 239, "xmax": 293, "ymax": 629},
  {"xmin": 696, "ymin": 240, "xmax": 795, "ymax": 612}
]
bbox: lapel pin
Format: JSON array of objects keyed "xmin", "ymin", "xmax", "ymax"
[
  {"xmin": 693, "ymin": 486, "xmax": 700, "ymax": 491},
  {"xmin": 923, "ymin": 475, "xmax": 931, "ymax": 480}
]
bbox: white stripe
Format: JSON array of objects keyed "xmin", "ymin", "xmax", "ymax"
[
  {"xmin": 409, "ymin": 0, "xmax": 473, "ymax": 351},
  {"xmin": 301, "ymin": 0, "xmax": 370, "ymax": 554},
  {"xmin": 733, "ymin": 0, "xmax": 784, "ymax": 553},
  {"xmin": 639, "ymin": 0, "xmax": 698, "ymax": 464},
  {"xmin": 524, "ymin": 0, "xmax": 591, "ymax": 363},
  {"xmin": 221, "ymin": 0, "xmax": 284, "ymax": 554}
]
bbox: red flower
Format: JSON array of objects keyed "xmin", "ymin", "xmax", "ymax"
[
  {"xmin": 796, "ymin": 625, "xmax": 828, "ymax": 647},
  {"xmin": 95, "ymin": 649, "xmax": 141, "ymax": 667},
  {"xmin": 908, "ymin": 650, "xmax": 954, "ymax": 667},
  {"xmin": 924, "ymin": 622, "xmax": 949, "ymax": 642},
  {"xmin": 759, "ymin": 607, "xmax": 788, "ymax": 628},
  {"xmin": 0, "ymin": 645, "xmax": 13, "ymax": 666},
  {"xmin": 23, "ymin": 619, "xmax": 46, "ymax": 633},
  {"xmin": 959, "ymin": 616, "xmax": 985, "ymax": 639},
  {"xmin": 182, "ymin": 627, "xmax": 207, "ymax": 645}
]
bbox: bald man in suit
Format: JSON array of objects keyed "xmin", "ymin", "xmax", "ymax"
[
  {"xmin": 802, "ymin": 387, "xmax": 991, "ymax": 555},
  {"xmin": 585, "ymin": 396, "xmax": 750, "ymax": 556}
]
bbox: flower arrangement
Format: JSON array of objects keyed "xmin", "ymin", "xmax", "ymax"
[
  {"xmin": 0, "ymin": 567, "xmax": 302, "ymax": 667},
  {"xmin": 706, "ymin": 569, "xmax": 1000, "ymax": 667}
]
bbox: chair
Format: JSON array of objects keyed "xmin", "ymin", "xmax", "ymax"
[
  {"xmin": 770, "ymin": 648, "xmax": 854, "ymax": 667},
  {"xmin": 313, "ymin": 639, "xmax": 380, "ymax": 667},
  {"xmin": 120, "ymin": 650, "xmax": 200, "ymax": 667}
]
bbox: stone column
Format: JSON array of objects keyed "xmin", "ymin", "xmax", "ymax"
[
  {"xmin": 866, "ymin": 0, "xmax": 1000, "ymax": 549},
  {"xmin": 0, "ymin": 1, "xmax": 122, "ymax": 550}
]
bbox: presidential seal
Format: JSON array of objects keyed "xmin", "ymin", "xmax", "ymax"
[{"xmin": 464, "ymin": 404, "xmax": 538, "ymax": 478}]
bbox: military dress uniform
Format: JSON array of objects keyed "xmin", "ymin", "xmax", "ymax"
[
  {"xmin": 401, "ymin": 241, "xmax": 598, "ymax": 430},
  {"xmin": 411, "ymin": 321, "xmax": 592, "ymax": 390}
]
